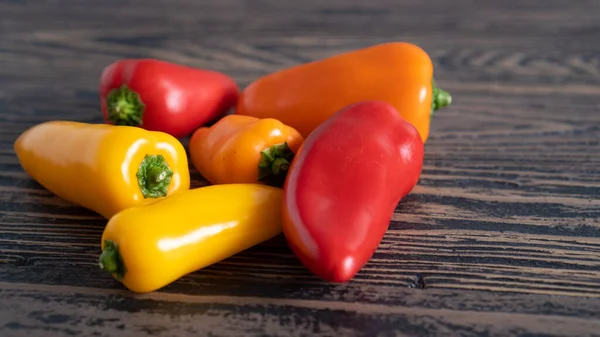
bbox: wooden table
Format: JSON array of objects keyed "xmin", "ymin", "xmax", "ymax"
[{"xmin": 1, "ymin": 1, "xmax": 599, "ymax": 336}]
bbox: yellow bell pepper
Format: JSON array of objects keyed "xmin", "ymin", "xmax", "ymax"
[
  {"xmin": 14, "ymin": 121, "xmax": 190, "ymax": 219},
  {"xmin": 189, "ymin": 115, "xmax": 304, "ymax": 187},
  {"xmin": 98, "ymin": 183, "xmax": 283, "ymax": 293}
]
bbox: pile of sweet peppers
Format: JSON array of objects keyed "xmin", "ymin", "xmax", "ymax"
[{"xmin": 14, "ymin": 42, "xmax": 451, "ymax": 293}]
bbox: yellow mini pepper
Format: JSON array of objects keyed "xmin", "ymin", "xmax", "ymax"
[
  {"xmin": 189, "ymin": 115, "xmax": 304, "ymax": 187},
  {"xmin": 14, "ymin": 121, "xmax": 190, "ymax": 219},
  {"xmin": 98, "ymin": 183, "xmax": 283, "ymax": 293}
]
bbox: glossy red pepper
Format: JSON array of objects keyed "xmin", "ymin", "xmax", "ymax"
[
  {"xmin": 100, "ymin": 59, "xmax": 239, "ymax": 138},
  {"xmin": 282, "ymin": 101, "xmax": 424, "ymax": 282}
]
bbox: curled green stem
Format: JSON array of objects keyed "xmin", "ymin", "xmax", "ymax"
[
  {"xmin": 137, "ymin": 154, "xmax": 174, "ymax": 198},
  {"xmin": 99, "ymin": 240, "xmax": 126, "ymax": 280},
  {"xmin": 431, "ymin": 79, "xmax": 452, "ymax": 115},
  {"xmin": 106, "ymin": 84, "xmax": 145, "ymax": 126},
  {"xmin": 258, "ymin": 142, "xmax": 295, "ymax": 187}
]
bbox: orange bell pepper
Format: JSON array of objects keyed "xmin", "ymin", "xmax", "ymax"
[
  {"xmin": 189, "ymin": 115, "xmax": 304, "ymax": 186},
  {"xmin": 235, "ymin": 42, "xmax": 452, "ymax": 142}
]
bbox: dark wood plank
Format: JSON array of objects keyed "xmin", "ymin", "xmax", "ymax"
[
  {"xmin": 2, "ymin": 282, "xmax": 600, "ymax": 337},
  {"xmin": 1, "ymin": 0, "xmax": 600, "ymax": 336}
]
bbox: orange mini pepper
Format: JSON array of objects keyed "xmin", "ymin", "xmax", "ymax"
[
  {"xmin": 189, "ymin": 115, "xmax": 304, "ymax": 186},
  {"xmin": 235, "ymin": 42, "xmax": 452, "ymax": 142}
]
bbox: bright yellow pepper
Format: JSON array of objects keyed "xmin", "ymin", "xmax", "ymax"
[
  {"xmin": 189, "ymin": 115, "xmax": 304, "ymax": 187},
  {"xmin": 13, "ymin": 121, "xmax": 190, "ymax": 219},
  {"xmin": 98, "ymin": 184, "xmax": 283, "ymax": 293}
]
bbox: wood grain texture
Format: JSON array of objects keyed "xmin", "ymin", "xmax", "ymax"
[{"xmin": 1, "ymin": 0, "xmax": 600, "ymax": 336}]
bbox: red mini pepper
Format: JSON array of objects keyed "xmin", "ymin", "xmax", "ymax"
[
  {"xmin": 282, "ymin": 100, "xmax": 424, "ymax": 282},
  {"xmin": 100, "ymin": 59, "xmax": 239, "ymax": 138}
]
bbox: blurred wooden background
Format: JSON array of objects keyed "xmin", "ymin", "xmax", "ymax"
[{"xmin": 1, "ymin": 0, "xmax": 599, "ymax": 336}]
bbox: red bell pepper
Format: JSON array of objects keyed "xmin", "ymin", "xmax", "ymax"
[
  {"xmin": 282, "ymin": 100, "xmax": 424, "ymax": 282},
  {"xmin": 99, "ymin": 59, "xmax": 239, "ymax": 138}
]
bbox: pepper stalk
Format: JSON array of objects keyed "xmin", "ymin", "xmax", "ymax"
[
  {"xmin": 431, "ymin": 79, "xmax": 452, "ymax": 115},
  {"xmin": 98, "ymin": 240, "xmax": 126, "ymax": 280},
  {"xmin": 106, "ymin": 84, "xmax": 146, "ymax": 126},
  {"xmin": 137, "ymin": 154, "xmax": 174, "ymax": 198},
  {"xmin": 258, "ymin": 142, "xmax": 295, "ymax": 187}
]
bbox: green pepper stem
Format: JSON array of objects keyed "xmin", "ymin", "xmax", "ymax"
[
  {"xmin": 434, "ymin": 88, "xmax": 451, "ymax": 109},
  {"xmin": 99, "ymin": 240, "xmax": 126, "ymax": 280},
  {"xmin": 137, "ymin": 154, "xmax": 174, "ymax": 198},
  {"xmin": 147, "ymin": 166, "xmax": 168, "ymax": 185},
  {"xmin": 431, "ymin": 79, "xmax": 452, "ymax": 115},
  {"xmin": 271, "ymin": 158, "xmax": 290, "ymax": 174},
  {"xmin": 106, "ymin": 84, "xmax": 145, "ymax": 126},
  {"xmin": 258, "ymin": 142, "xmax": 295, "ymax": 187}
]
